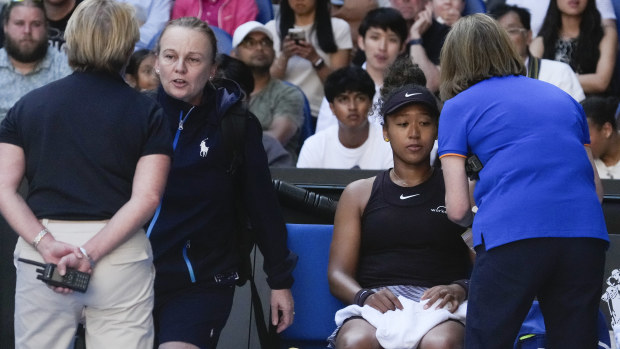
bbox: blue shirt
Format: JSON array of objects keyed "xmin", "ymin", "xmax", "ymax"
[
  {"xmin": 438, "ymin": 75, "xmax": 608, "ymax": 249},
  {"xmin": 0, "ymin": 48, "xmax": 72, "ymax": 121}
]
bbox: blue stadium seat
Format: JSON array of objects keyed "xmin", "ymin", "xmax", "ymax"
[
  {"xmin": 255, "ymin": 0, "xmax": 274, "ymax": 24},
  {"xmin": 210, "ymin": 25, "xmax": 233, "ymax": 55},
  {"xmin": 280, "ymin": 224, "xmax": 345, "ymax": 348}
]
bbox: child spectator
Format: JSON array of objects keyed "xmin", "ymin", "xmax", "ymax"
[{"xmin": 125, "ymin": 49, "xmax": 158, "ymax": 91}]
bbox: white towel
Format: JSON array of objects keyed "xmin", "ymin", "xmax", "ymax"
[{"xmin": 334, "ymin": 296, "xmax": 467, "ymax": 349}]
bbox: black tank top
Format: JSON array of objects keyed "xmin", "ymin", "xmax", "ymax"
[{"xmin": 357, "ymin": 169, "xmax": 470, "ymax": 289}]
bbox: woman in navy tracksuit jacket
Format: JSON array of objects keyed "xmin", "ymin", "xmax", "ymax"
[{"xmin": 146, "ymin": 19, "xmax": 296, "ymax": 347}]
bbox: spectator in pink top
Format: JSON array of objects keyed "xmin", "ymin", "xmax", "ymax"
[{"xmin": 171, "ymin": 0, "xmax": 258, "ymax": 36}]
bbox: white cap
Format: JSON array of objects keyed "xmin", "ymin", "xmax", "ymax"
[{"xmin": 232, "ymin": 21, "xmax": 274, "ymax": 48}]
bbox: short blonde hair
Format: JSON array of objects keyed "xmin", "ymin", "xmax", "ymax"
[
  {"xmin": 439, "ymin": 13, "xmax": 525, "ymax": 101},
  {"xmin": 65, "ymin": 0, "xmax": 139, "ymax": 73}
]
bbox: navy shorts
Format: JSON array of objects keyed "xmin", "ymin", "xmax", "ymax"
[{"xmin": 154, "ymin": 281, "xmax": 235, "ymax": 348}]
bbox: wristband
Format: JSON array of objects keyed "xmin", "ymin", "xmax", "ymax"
[
  {"xmin": 451, "ymin": 279, "xmax": 470, "ymax": 299},
  {"xmin": 313, "ymin": 57, "xmax": 325, "ymax": 68},
  {"xmin": 32, "ymin": 228, "xmax": 50, "ymax": 249},
  {"xmin": 353, "ymin": 288, "xmax": 375, "ymax": 306},
  {"xmin": 79, "ymin": 246, "xmax": 95, "ymax": 269},
  {"xmin": 408, "ymin": 38, "xmax": 423, "ymax": 46}
]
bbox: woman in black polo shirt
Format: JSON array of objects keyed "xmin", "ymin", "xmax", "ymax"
[{"xmin": 0, "ymin": 1, "xmax": 171, "ymax": 347}]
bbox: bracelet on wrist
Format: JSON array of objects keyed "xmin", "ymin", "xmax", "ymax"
[
  {"xmin": 313, "ymin": 57, "xmax": 325, "ymax": 69},
  {"xmin": 408, "ymin": 38, "xmax": 423, "ymax": 46},
  {"xmin": 451, "ymin": 279, "xmax": 470, "ymax": 299},
  {"xmin": 353, "ymin": 288, "xmax": 375, "ymax": 307},
  {"xmin": 79, "ymin": 246, "xmax": 95, "ymax": 269},
  {"xmin": 32, "ymin": 228, "xmax": 50, "ymax": 250}
]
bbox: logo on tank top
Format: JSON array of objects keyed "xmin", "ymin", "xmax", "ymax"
[
  {"xmin": 399, "ymin": 194, "xmax": 419, "ymax": 200},
  {"xmin": 431, "ymin": 206, "xmax": 447, "ymax": 214},
  {"xmin": 200, "ymin": 139, "xmax": 209, "ymax": 157}
]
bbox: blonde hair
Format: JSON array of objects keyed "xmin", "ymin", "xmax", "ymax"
[
  {"xmin": 65, "ymin": 0, "xmax": 139, "ymax": 73},
  {"xmin": 439, "ymin": 13, "xmax": 525, "ymax": 101}
]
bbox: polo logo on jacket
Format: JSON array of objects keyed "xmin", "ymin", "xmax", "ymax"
[{"xmin": 200, "ymin": 139, "xmax": 209, "ymax": 157}]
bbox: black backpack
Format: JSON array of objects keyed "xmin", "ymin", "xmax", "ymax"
[
  {"xmin": 218, "ymin": 101, "xmax": 255, "ymax": 287},
  {"xmin": 220, "ymin": 102, "xmax": 280, "ymax": 348}
]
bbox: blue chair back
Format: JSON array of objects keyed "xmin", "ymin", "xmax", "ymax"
[
  {"xmin": 210, "ymin": 25, "xmax": 233, "ymax": 55},
  {"xmin": 281, "ymin": 224, "xmax": 344, "ymax": 347},
  {"xmin": 255, "ymin": 0, "xmax": 274, "ymax": 24}
]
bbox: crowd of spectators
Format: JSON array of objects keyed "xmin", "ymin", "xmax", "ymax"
[{"xmin": 2, "ymin": 0, "xmax": 619, "ymax": 171}]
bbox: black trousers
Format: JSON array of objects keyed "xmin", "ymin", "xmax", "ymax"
[{"xmin": 465, "ymin": 237, "xmax": 607, "ymax": 349}]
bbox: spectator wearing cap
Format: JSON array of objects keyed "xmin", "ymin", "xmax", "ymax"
[
  {"xmin": 232, "ymin": 21, "xmax": 305, "ymax": 161},
  {"xmin": 297, "ymin": 66, "xmax": 393, "ymax": 169},
  {"xmin": 490, "ymin": 4, "xmax": 585, "ymax": 102}
]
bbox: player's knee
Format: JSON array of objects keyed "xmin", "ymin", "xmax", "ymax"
[
  {"xmin": 420, "ymin": 330, "xmax": 463, "ymax": 349},
  {"xmin": 335, "ymin": 326, "xmax": 378, "ymax": 349}
]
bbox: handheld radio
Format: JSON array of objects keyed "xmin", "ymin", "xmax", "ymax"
[{"xmin": 18, "ymin": 258, "xmax": 90, "ymax": 293}]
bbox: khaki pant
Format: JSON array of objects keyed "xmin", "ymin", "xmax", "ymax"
[{"xmin": 14, "ymin": 220, "xmax": 155, "ymax": 349}]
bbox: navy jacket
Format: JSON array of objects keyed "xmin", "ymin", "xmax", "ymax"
[{"xmin": 147, "ymin": 79, "xmax": 296, "ymax": 292}]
